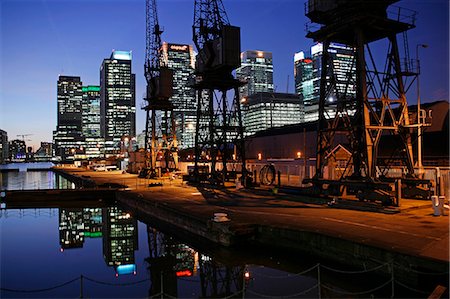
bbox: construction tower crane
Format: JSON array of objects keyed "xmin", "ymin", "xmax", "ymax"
[
  {"xmin": 17, "ymin": 134, "xmax": 33, "ymax": 141},
  {"xmin": 191, "ymin": 0, "xmax": 248, "ymax": 186},
  {"xmin": 141, "ymin": 0, "xmax": 178, "ymax": 178}
]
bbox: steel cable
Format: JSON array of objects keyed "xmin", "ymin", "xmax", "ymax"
[
  {"xmin": 246, "ymin": 283, "xmax": 318, "ymax": 298},
  {"xmin": 320, "ymin": 261, "xmax": 390, "ymax": 274},
  {"xmin": 222, "ymin": 289, "xmax": 243, "ymax": 299},
  {"xmin": 393, "ymin": 263, "xmax": 449, "ymax": 275},
  {"xmin": 0, "ymin": 277, "xmax": 80, "ymax": 293},
  {"xmin": 321, "ymin": 278, "xmax": 392, "ymax": 295},
  {"xmin": 83, "ymin": 276, "xmax": 150, "ymax": 286},
  {"xmin": 395, "ymin": 280, "xmax": 431, "ymax": 294},
  {"xmin": 251, "ymin": 263, "xmax": 319, "ymax": 279}
]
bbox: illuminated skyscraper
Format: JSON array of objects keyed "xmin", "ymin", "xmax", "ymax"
[
  {"xmin": 236, "ymin": 50, "xmax": 274, "ymax": 98},
  {"xmin": 161, "ymin": 43, "xmax": 197, "ymax": 149},
  {"xmin": 294, "ymin": 43, "xmax": 356, "ymax": 123},
  {"xmin": 100, "ymin": 50, "xmax": 136, "ymax": 154},
  {"xmin": 53, "ymin": 75, "xmax": 84, "ymax": 160},
  {"xmin": 82, "ymin": 85, "xmax": 104, "ymax": 158},
  {"xmin": 241, "ymin": 92, "xmax": 302, "ymax": 136}
]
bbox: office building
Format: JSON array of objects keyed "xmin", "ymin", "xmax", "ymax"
[
  {"xmin": 34, "ymin": 142, "xmax": 53, "ymax": 161},
  {"xmin": 161, "ymin": 43, "xmax": 197, "ymax": 149},
  {"xmin": 294, "ymin": 43, "xmax": 356, "ymax": 123},
  {"xmin": 53, "ymin": 75, "xmax": 84, "ymax": 160},
  {"xmin": 241, "ymin": 92, "xmax": 302, "ymax": 136},
  {"xmin": 0, "ymin": 129, "xmax": 8, "ymax": 164},
  {"xmin": 236, "ymin": 50, "xmax": 274, "ymax": 98},
  {"xmin": 9, "ymin": 139, "xmax": 26, "ymax": 161},
  {"xmin": 82, "ymin": 85, "xmax": 104, "ymax": 158},
  {"xmin": 100, "ymin": 50, "xmax": 136, "ymax": 154}
]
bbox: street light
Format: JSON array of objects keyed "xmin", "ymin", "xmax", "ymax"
[{"xmin": 416, "ymin": 43, "xmax": 428, "ymax": 176}]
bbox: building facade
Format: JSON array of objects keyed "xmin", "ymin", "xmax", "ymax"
[
  {"xmin": 100, "ymin": 50, "xmax": 136, "ymax": 154},
  {"xmin": 161, "ymin": 43, "xmax": 197, "ymax": 149},
  {"xmin": 9, "ymin": 139, "xmax": 26, "ymax": 161},
  {"xmin": 236, "ymin": 50, "xmax": 274, "ymax": 98},
  {"xmin": 0, "ymin": 129, "xmax": 8, "ymax": 164},
  {"xmin": 241, "ymin": 92, "xmax": 302, "ymax": 136},
  {"xmin": 53, "ymin": 75, "xmax": 85, "ymax": 161},
  {"xmin": 82, "ymin": 85, "xmax": 104, "ymax": 158},
  {"xmin": 294, "ymin": 43, "xmax": 356, "ymax": 123}
]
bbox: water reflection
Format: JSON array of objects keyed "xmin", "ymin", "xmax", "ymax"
[
  {"xmin": 1, "ymin": 170, "xmax": 75, "ymax": 190},
  {"xmin": 102, "ymin": 207, "xmax": 138, "ymax": 276},
  {"xmin": 1, "ymin": 203, "xmax": 446, "ymax": 298}
]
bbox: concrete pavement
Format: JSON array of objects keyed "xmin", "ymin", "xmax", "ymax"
[{"xmin": 60, "ymin": 167, "xmax": 449, "ymax": 267}]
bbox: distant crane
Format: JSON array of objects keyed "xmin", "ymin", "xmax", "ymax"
[
  {"xmin": 191, "ymin": 0, "xmax": 247, "ymax": 186},
  {"xmin": 17, "ymin": 134, "xmax": 33, "ymax": 141},
  {"xmin": 141, "ymin": 0, "xmax": 178, "ymax": 178}
]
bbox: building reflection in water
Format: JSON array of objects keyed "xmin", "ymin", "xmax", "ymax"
[
  {"xmin": 58, "ymin": 206, "xmax": 138, "ymax": 277},
  {"xmin": 58, "ymin": 205, "xmax": 247, "ymax": 295},
  {"xmin": 59, "ymin": 208, "xmax": 85, "ymax": 250},
  {"xmin": 59, "ymin": 208, "xmax": 103, "ymax": 251},
  {"xmin": 102, "ymin": 206, "xmax": 138, "ymax": 277},
  {"xmin": 145, "ymin": 226, "xmax": 245, "ymax": 298}
]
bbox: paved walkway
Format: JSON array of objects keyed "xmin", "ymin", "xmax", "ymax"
[{"xmin": 60, "ymin": 167, "xmax": 450, "ymax": 264}]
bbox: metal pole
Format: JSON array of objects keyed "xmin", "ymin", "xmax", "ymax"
[
  {"xmin": 160, "ymin": 271, "xmax": 164, "ymax": 299},
  {"xmin": 416, "ymin": 44, "xmax": 428, "ymax": 178},
  {"xmin": 317, "ymin": 264, "xmax": 321, "ymax": 299},
  {"xmin": 79, "ymin": 275, "xmax": 83, "ymax": 299},
  {"xmin": 391, "ymin": 261, "xmax": 395, "ymax": 298}
]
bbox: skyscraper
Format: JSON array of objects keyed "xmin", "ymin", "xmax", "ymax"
[
  {"xmin": 53, "ymin": 75, "xmax": 84, "ymax": 160},
  {"xmin": 100, "ymin": 50, "xmax": 136, "ymax": 154},
  {"xmin": 294, "ymin": 43, "xmax": 356, "ymax": 123},
  {"xmin": 241, "ymin": 92, "xmax": 302, "ymax": 136},
  {"xmin": 236, "ymin": 50, "xmax": 274, "ymax": 98},
  {"xmin": 82, "ymin": 85, "xmax": 104, "ymax": 158},
  {"xmin": 161, "ymin": 43, "xmax": 197, "ymax": 149},
  {"xmin": 0, "ymin": 129, "xmax": 8, "ymax": 164}
]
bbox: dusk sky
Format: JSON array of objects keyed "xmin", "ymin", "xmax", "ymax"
[{"xmin": 1, "ymin": 0, "xmax": 448, "ymax": 149}]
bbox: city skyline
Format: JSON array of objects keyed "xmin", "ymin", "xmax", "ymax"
[{"xmin": 1, "ymin": 0, "xmax": 448, "ymax": 149}]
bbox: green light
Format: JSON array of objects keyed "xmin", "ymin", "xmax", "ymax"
[
  {"xmin": 82, "ymin": 86, "xmax": 100, "ymax": 92},
  {"xmin": 84, "ymin": 231, "xmax": 102, "ymax": 238}
]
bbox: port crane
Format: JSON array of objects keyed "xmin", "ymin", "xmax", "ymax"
[
  {"xmin": 141, "ymin": 0, "xmax": 178, "ymax": 178},
  {"xmin": 304, "ymin": 0, "xmax": 430, "ymax": 204},
  {"xmin": 191, "ymin": 0, "xmax": 248, "ymax": 186}
]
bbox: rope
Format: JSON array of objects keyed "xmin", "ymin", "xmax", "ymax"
[
  {"xmin": 83, "ymin": 276, "xmax": 150, "ymax": 286},
  {"xmin": 395, "ymin": 280, "xmax": 431, "ymax": 294},
  {"xmin": 246, "ymin": 283, "xmax": 318, "ymax": 298},
  {"xmin": 0, "ymin": 277, "xmax": 79, "ymax": 293},
  {"xmin": 321, "ymin": 278, "xmax": 392, "ymax": 295},
  {"xmin": 251, "ymin": 264, "xmax": 319, "ymax": 279},
  {"xmin": 321, "ymin": 262, "xmax": 390, "ymax": 274},
  {"xmin": 222, "ymin": 289, "xmax": 243, "ymax": 299},
  {"xmin": 394, "ymin": 263, "xmax": 449, "ymax": 275},
  {"xmin": 160, "ymin": 292, "xmax": 177, "ymax": 299}
]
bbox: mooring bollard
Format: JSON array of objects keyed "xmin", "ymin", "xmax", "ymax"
[{"xmin": 431, "ymin": 195, "xmax": 442, "ymax": 216}]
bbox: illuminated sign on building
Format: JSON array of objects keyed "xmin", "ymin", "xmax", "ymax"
[
  {"xmin": 112, "ymin": 50, "xmax": 132, "ymax": 61},
  {"xmin": 169, "ymin": 44, "xmax": 189, "ymax": 52}
]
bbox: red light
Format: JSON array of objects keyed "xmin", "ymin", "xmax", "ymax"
[
  {"xmin": 244, "ymin": 271, "xmax": 250, "ymax": 279},
  {"xmin": 133, "ymin": 271, "xmax": 137, "ymax": 275},
  {"xmin": 115, "ymin": 273, "xmax": 119, "ymax": 278},
  {"xmin": 176, "ymin": 270, "xmax": 193, "ymax": 277}
]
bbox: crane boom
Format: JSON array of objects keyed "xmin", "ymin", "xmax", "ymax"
[
  {"xmin": 192, "ymin": 0, "xmax": 229, "ymax": 51},
  {"xmin": 141, "ymin": 0, "xmax": 177, "ymax": 178}
]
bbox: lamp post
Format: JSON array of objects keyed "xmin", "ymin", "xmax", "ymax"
[{"xmin": 416, "ymin": 43, "xmax": 428, "ymax": 177}]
